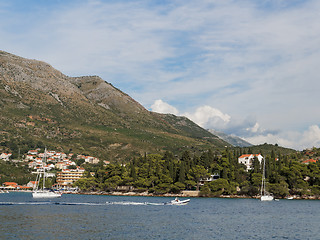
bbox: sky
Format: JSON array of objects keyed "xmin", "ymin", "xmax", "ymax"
[{"xmin": 1, "ymin": 0, "xmax": 320, "ymax": 150}]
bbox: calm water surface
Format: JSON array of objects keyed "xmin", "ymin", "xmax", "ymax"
[{"xmin": 0, "ymin": 192, "xmax": 319, "ymax": 239}]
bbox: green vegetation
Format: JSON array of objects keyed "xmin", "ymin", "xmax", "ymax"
[
  {"xmin": 0, "ymin": 161, "xmax": 33, "ymax": 185},
  {"xmin": 73, "ymin": 147, "xmax": 320, "ymax": 198}
]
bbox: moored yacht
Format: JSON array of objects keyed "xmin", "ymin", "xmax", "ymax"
[{"xmin": 32, "ymin": 149, "xmax": 61, "ymax": 199}]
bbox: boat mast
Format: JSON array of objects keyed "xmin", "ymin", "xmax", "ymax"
[
  {"xmin": 42, "ymin": 148, "xmax": 47, "ymax": 190},
  {"xmin": 261, "ymin": 157, "xmax": 266, "ymax": 196},
  {"xmin": 33, "ymin": 170, "xmax": 40, "ymax": 192}
]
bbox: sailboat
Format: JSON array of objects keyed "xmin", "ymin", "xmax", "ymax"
[
  {"xmin": 260, "ymin": 157, "xmax": 274, "ymax": 201},
  {"xmin": 32, "ymin": 149, "xmax": 61, "ymax": 198}
]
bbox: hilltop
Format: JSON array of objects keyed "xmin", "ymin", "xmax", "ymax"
[
  {"xmin": 0, "ymin": 51, "xmax": 229, "ymax": 161},
  {"xmin": 208, "ymin": 129, "xmax": 253, "ymax": 147}
]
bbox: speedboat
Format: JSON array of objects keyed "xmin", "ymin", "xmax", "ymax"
[{"xmin": 169, "ymin": 197, "xmax": 190, "ymax": 205}]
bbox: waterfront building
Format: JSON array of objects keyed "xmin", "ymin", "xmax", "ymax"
[{"xmin": 56, "ymin": 167, "xmax": 85, "ymax": 188}]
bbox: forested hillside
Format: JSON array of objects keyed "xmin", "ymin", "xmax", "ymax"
[{"xmin": 75, "ymin": 147, "xmax": 320, "ymax": 198}]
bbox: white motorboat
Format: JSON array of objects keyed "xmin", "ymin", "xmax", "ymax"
[{"xmin": 169, "ymin": 197, "xmax": 190, "ymax": 205}]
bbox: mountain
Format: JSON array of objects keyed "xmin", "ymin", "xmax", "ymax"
[
  {"xmin": 0, "ymin": 50, "xmax": 230, "ymax": 161},
  {"xmin": 208, "ymin": 129, "xmax": 253, "ymax": 147}
]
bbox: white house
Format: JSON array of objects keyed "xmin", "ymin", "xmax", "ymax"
[
  {"xmin": 238, "ymin": 154, "xmax": 264, "ymax": 171},
  {"xmin": 84, "ymin": 156, "xmax": 99, "ymax": 164},
  {"xmin": 0, "ymin": 153, "xmax": 12, "ymax": 161},
  {"xmin": 199, "ymin": 173, "xmax": 220, "ymax": 185},
  {"xmin": 27, "ymin": 181, "xmax": 38, "ymax": 188},
  {"xmin": 25, "ymin": 155, "xmax": 34, "ymax": 161},
  {"xmin": 27, "ymin": 150, "xmax": 38, "ymax": 155}
]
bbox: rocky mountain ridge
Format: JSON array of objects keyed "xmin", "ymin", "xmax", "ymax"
[
  {"xmin": 0, "ymin": 50, "xmax": 230, "ymax": 161},
  {"xmin": 208, "ymin": 129, "xmax": 253, "ymax": 147}
]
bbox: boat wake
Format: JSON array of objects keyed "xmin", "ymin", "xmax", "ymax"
[
  {"xmin": 106, "ymin": 201, "xmax": 165, "ymax": 206},
  {"xmin": 0, "ymin": 202, "xmax": 53, "ymax": 205},
  {"xmin": 0, "ymin": 202, "xmax": 106, "ymax": 206},
  {"xmin": 0, "ymin": 201, "xmax": 174, "ymax": 206}
]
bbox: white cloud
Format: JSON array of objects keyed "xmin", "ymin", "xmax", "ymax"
[
  {"xmin": 246, "ymin": 122, "xmax": 261, "ymax": 133},
  {"xmin": 301, "ymin": 125, "xmax": 320, "ymax": 149},
  {"xmin": 184, "ymin": 105, "xmax": 231, "ymax": 129},
  {"xmin": 151, "ymin": 100, "xmax": 179, "ymax": 115},
  {"xmin": 1, "ymin": 0, "xmax": 320, "ymax": 150},
  {"xmin": 245, "ymin": 125, "xmax": 320, "ymax": 150}
]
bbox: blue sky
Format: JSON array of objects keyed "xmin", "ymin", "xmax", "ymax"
[{"xmin": 1, "ymin": 0, "xmax": 320, "ymax": 150}]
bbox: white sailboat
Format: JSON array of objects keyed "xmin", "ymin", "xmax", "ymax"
[
  {"xmin": 32, "ymin": 149, "xmax": 61, "ymax": 199},
  {"xmin": 260, "ymin": 157, "xmax": 273, "ymax": 201}
]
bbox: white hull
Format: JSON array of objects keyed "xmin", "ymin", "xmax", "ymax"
[
  {"xmin": 170, "ymin": 199, "xmax": 190, "ymax": 205},
  {"xmin": 32, "ymin": 190, "xmax": 61, "ymax": 198},
  {"xmin": 260, "ymin": 195, "xmax": 274, "ymax": 201}
]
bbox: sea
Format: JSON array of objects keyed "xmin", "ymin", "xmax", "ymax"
[{"xmin": 0, "ymin": 192, "xmax": 320, "ymax": 240}]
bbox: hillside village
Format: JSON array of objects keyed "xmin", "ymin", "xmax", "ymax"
[{"xmin": 0, "ymin": 149, "xmax": 107, "ymax": 191}]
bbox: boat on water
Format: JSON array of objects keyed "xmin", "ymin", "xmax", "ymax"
[
  {"xmin": 32, "ymin": 149, "xmax": 61, "ymax": 199},
  {"xmin": 260, "ymin": 157, "xmax": 274, "ymax": 201},
  {"xmin": 32, "ymin": 189, "xmax": 61, "ymax": 198},
  {"xmin": 169, "ymin": 197, "xmax": 190, "ymax": 205}
]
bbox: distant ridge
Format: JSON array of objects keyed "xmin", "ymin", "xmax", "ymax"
[
  {"xmin": 0, "ymin": 50, "xmax": 230, "ymax": 161},
  {"xmin": 208, "ymin": 129, "xmax": 253, "ymax": 147}
]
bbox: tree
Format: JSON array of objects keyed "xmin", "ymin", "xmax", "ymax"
[
  {"xmin": 252, "ymin": 157, "xmax": 261, "ymax": 173},
  {"xmin": 181, "ymin": 151, "xmax": 192, "ymax": 171},
  {"xmin": 75, "ymin": 159, "xmax": 85, "ymax": 166},
  {"xmin": 104, "ymin": 175, "xmax": 122, "ymax": 191},
  {"xmin": 178, "ymin": 162, "xmax": 186, "ymax": 183},
  {"xmin": 208, "ymin": 179, "xmax": 230, "ymax": 196},
  {"xmin": 170, "ymin": 182, "xmax": 185, "ymax": 193},
  {"xmin": 188, "ymin": 165, "xmax": 209, "ymax": 191},
  {"xmin": 130, "ymin": 162, "xmax": 137, "ymax": 181},
  {"xmin": 269, "ymin": 181, "xmax": 289, "ymax": 198}
]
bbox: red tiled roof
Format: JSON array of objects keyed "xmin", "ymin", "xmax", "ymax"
[
  {"xmin": 239, "ymin": 154, "xmax": 261, "ymax": 158},
  {"xmin": 3, "ymin": 182, "xmax": 18, "ymax": 186},
  {"xmin": 302, "ymin": 159, "xmax": 317, "ymax": 164}
]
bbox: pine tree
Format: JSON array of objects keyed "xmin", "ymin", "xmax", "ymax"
[{"xmin": 178, "ymin": 162, "xmax": 186, "ymax": 183}]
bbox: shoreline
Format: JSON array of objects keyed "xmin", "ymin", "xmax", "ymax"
[
  {"xmin": 73, "ymin": 191, "xmax": 320, "ymax": 200},
  {"xmin": 6, "ymin": 190, "xmax": 320, "ymax": 200}
]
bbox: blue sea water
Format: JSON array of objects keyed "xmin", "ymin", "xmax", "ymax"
[{"xmin": 0, "ymin": 192, "xmax": 320, "ymax": 240}]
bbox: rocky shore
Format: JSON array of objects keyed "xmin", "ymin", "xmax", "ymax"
[{"xmin": 72, "ymin": 190, "xmax": 320, "ymax": 200}]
